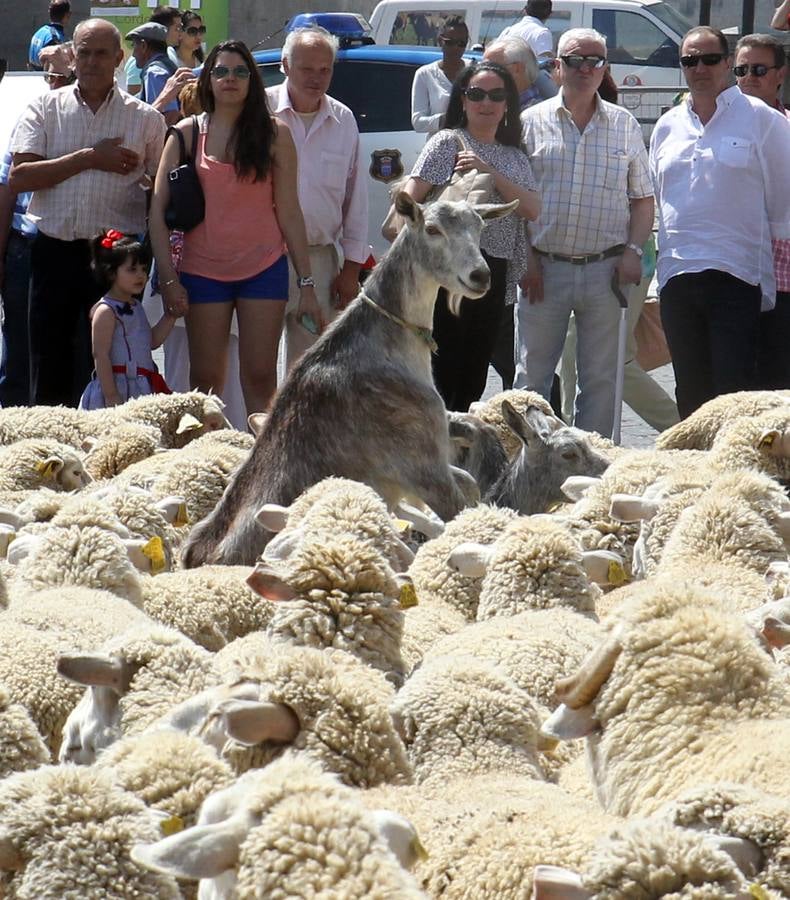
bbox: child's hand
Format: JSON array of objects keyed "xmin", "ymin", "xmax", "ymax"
[{"xmin": 106, "ymin": 393, "xmax": 122, "ymax": 408}]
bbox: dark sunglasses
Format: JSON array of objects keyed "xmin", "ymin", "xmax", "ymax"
[
  {"xmin": 561, "ymin": 54, "xmax": 607, "ymax": 69},
  {"xmin": 44, "ymin": 71, "xmax": 73, "ymax": 84},
  {"xmin": 463, "ymin": 86, "xmax": 507, "ymax": 102},
  {"xmin": 440, "ymin": 37, "xmax": 467, "ymax": 48},
  {"xmin": 211, "ymin": 64, "xmax": 251, "ymax": 80},
  {"xmin": 680, "ymin": 53, "xmax": 725, "ymax": 68},
  {"xmin": 733, "ymin": 62, "xmax": 781, "ymax": 77},
  {"xmin": 185, "ymin": 25, "xmax": 207, "ymax": 36}
]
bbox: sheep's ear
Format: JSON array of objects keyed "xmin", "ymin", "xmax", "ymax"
[
  {"xmin": 581, "ymin": 550, "xmax": 627, "ymax": 586},
  {"xmin": 540, "ymin": 703, "xmax": 599, "ymax": 741},
  {"xmin": 57, "ymin": 652, "xmax": 131, "ymax": 691},
  {"xmin": 703, "ymin": 834, "xmax": 763, "ymax": 878},
  {"xmin": 0, "ymin": 524, "xmax": 16, "ymax": 558},
  {"xmin": 531, "ymin": 865, "xmax": 590, "ymax": 899},
  {"xmin": 176, "ymin": 413, "xmax": 203, "ymax": 435},
  {"xmin": 155, "ymin": 496, "xmax": 188, "ymax": 526},
  {"xmin": 246, "ymin": 563, "xmax": 298, "ymax": 601},
  {"xmin": 502, "ymin": 402, "xmax": 551, "ymax": 447},
  {"xmin": 762, "ymin": 616, "xmax": 790, "ymax": 650},
  {"xmin": 0, "ymin": 831, "xmax": 22, "ymax": 871},
  {"xmin": 218, "ymin": 699, "xmax": 300, "ymax": 746},
  {"xmin": 394, "ymin": 502, "xmax": 444, "ymax": 539},
  {"xmin": 132, "ymin": 818, "xmax": 247, "ymax": 880},
  {"xmin": 775, "ymin": 511, "xmax": 790, "ymax": 550},
  {"xmin": 0, "ymin": 508, "xmax": 23, "ymax": 530},
  {"xmin": 392, "ymin": 537, "xmax": 415, "ymax": 573},
  {"xmin": 370, "ymin": 809, "xmax": 428, "ymax": 868},
  {"xmin": 255, "ymin": 503, "xmax": 291, "ymax": 532},
  {"xmin": 124, "ymin": 537, "xmax": 166, "ymax": 574},
  {"xmin": 609, "ymin": 494, "xmax": 659, "ymax": 523},
  {"xmin": 446, "ymin": 541, "xmax": 493, "ymax": 577},
  {"xmin": 758, "ymin": 428, "xmax": 790, "ymax": 456},
  {"xmin": 394, "ymin": 191, "xmax": 423, "ymax": 227},
  {"xmin": 36, "ymin": 456, "xmax": 64, "ymax": 480},
  {"xmin": 475, "ymin": 198, "xmax": 519, "ymax": 221},
  {"xmin": 562, "ymin": 475, "xmax": 602, "ymax": 502}
]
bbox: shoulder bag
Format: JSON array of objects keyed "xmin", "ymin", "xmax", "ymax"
[{"xmin": 164, "ymin": 114, "xmax": 205, "ymax": 233}]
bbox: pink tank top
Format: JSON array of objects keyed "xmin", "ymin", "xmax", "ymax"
[{"xmin": 180, "ymin": 117, "xmax": 286, "ymax": 281}]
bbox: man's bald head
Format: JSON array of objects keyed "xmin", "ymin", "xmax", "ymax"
[{"xmin": 73, "ymin": 18, "xmax": 122, "ymax": 51}]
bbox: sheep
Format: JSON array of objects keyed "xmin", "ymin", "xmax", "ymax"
[
  {"xmin": 468, "ymin": 388, "xmax": 557, "ymax": 459},
  {"xmin": 0, "ymin": 682, "xmax": 49, "ymax": 778},
  {"xmin": 656, "ymin": 390, "xmax": 790, "ymax": 451},
  {"xmin": 709, "ymin": 406, "xmax": 790, "ymax": 484},
  {"xmin": 486, "ymin": 402, "xmax": 611, "ymax": 515},
  {"xmin": 249, "ymin": 535, "xmax": 407, "ymax": 685},
  {"xmin": 82, "ymin": 422, "xmax": 162, "ymax": 480},
  {"xmin": 399, "ymin": 595, "xmax": 467, "ymax": 672},
  {"xmin": 447, "ymin": 411, "xmax": 509, "ymax": 497},
  {"xmin": 408, "ymin": 503, "xmax": 518, "ymax": 620},
  {"xmin": 0, "ymin": 437, "xmax": 90, "ymax": 492},
  {"xmin": 542, "ymin": 581, "xmax": 790, "ymax": 817},
  {"xmin": 132, "ymin": 754, "xmax": 427, "ymax": 899},
  {"xmin": 141, "ymin": 565, "xmax": 275, "ymax": 652},
  {"xmin": 0, "ymin": 764, "xmax": 181, "ymax": 898}
]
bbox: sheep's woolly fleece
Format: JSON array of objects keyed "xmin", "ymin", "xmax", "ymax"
[
  {"xmin": 408, "ymin": 504, "xmax": 517, "ymax": 620},
  {"xmin": 0, "ymin": 437, "xmax": 87, "ymax": 491},
  {"xmin": 265, "ymin": 535, "xmax": 406, "ymax": 682},
  {"xmin": 0, "ymin": 764, "xmax": 181, "ymax": 899},
  {"xmin": 390, "ymin": 654, "xmax": 549, "ymax": 786},
  {"xmin": 469, "ymin": 389, "xmax": 557, "ymax": 459},
  {"xmin": 475, "ymin": 515, "xmax": 600, "ymax": 620},
  {"xmin": 83, "ymin": 422, "xmax": 162, "ymax": 480},
  {"xmin": 657, "ymin": 390, "xmax": 790, "ymax": 451},
  {"xmin": 141, "ymin": 565, "xmax": 275, "ymax": 652},
  {"xmin": 709, "ymin": 406, "xmax": 790, "ymax": 484},
  {"xmin": 0, "ymin": 682, "xmax": 49, "ymax": 778},
  {"xmin": 216, "ymin": 645, "xmax": 411, "ymax": 787},
  {"xmin": 399, "ymin": 596, "xmax": 466, "ymax": 672}
]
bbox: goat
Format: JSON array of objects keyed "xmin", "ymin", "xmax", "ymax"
[
  {"xmin": 182, "ymin": 191, "xmax": 518, "ymax": 567},
  {"xmin": 486, "ymin": 401, "xmax": 610, "ymax": 514},
  {"xmin": 448, "ymin": 411, "xmax": 509, "ymax": 498}
]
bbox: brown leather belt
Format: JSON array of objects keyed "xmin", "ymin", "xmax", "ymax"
[{"xmin": 533, "ymin": 244, "xmax": 625, "ymax": 265}]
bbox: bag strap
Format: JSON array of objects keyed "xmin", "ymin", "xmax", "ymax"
[
  {"xmin": 165, "ymin": 125, "xmax": 188, "ymax": 167},
  {"xmin": 190, "ymin": 114, "xmax": 199, "ymax": 161}
]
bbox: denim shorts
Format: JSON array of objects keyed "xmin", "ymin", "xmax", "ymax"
[{"xmin": 181, "ymin": 254, "xmax": 288, "ymax": 303}]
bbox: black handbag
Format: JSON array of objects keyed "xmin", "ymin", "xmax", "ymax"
[{"xmin": 164, "ymin": 115, "xmax": 205, "ymax": 232}]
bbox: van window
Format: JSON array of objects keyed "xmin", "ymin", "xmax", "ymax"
[
  {"xmin": 481, "ymin": 8, "xmax": 571, "ymax": 49},
  {"xmin": 329, "ymin": 61, "xmax": 417, "ymax": 132},
  {"xmin": 389, "ymin": 10, "xmax": 466, "ymax": 45},
  {"xmin": 257, "ymin": 63, "xmax": 286, "ymax": 89},
  {"xmin": 593, "ymin": 9, "xmax": 679, "ymax": 68}
]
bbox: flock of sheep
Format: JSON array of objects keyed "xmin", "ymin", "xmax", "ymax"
[{"xmin": 0, "ymin": 384, "xmax": 788, "ymax": 899}]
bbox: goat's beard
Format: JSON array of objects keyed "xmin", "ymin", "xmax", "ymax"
[{"xmin": 447, "ymin": 292, "xmax": 464, "ymax": 316}]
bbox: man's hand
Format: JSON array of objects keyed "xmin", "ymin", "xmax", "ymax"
[
  {"xmin": 91, "ymin": 138, "xmax": 140, "ymax": 175},
  {"xmin": 331, "ymin": 262, "xmax": 361, "ymax": 310},
  {"xmin": 520, "ymin": 253, "xmax": 544, "ymax": 304},
  {"xmin": 296, "ymin": 285, "xmax": 325, "ymax": 333},
  {"xmin": 155, "ymin": 68, "xmax": 196, "ymax": 110},
  {"xmin": 616, "ymin": 248, "xmax": 642, "ymax": 286}
]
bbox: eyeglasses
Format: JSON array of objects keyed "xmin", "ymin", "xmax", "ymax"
[
  {"xmin": 211, "ymin": 65, "xmax": 251, "ymax": 80},
  {"xmin": 561, "ymin": 54, "xmax": 607, "ymax": 70},
  {"xmin": 463, "ymin": 86, "xmax": 507, "ymax": 102},
  {"xmin": 44, "ymin": 72, "xmax": 71, "ymax": 84},
  {"xmin": 733, "ymin": 63, "xmax": 781, "ymax": 77},
  {"xmin": 185, "ymin": 25, "xmax": 207, "ymax": 37},
  {"xmin": 440, "ymin": 37, "xmax": 467, "ymax": 48},
  {"xmin": 680, "ymin": 53, "xmax": 725, "ymax": 68}
]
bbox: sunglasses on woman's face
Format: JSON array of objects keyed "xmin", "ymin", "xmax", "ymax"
[
  {"xmin": 463, "ymin": 86, "xmax": 507, "ymax": 102},
  {"xmin": 211, "ymin": 65, "xmax": 251, "ymax": 80},
  {"xmin": 733, "ymin": 63, "xmax": 780, "ymax": 77},
  {"xmin": 440, "ymin": 37, "xmax": 467, "ymax": 48},
  {"xmin": 560, "ymin": 54, "xmax": 607, "ymax": 70},
  {"xmin": 680, "ymin": 53, "xmax": 725, "ymax": 68},
  {"xmin": 185, "ymin": 25, "xmax": 207, "ymax": 36}
]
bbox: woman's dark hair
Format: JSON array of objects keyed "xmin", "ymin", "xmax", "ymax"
[
  {"xmin": 181, "ymin": 10, "xmax": 204, "ymax": 63},
  {"xmin": 597, "ymin": 68, "xmax": 618, "ymax": 103},
  {"xmin": 444, "ymin": 61, "xmax": 522, "ymax": 147},
  {"xmin": 90, "ymin": 231, "xmax": 151, "ymax": 294},
  {"xmin": 198, "ymin": 41, "xmax": 275, "ymax": 183}
]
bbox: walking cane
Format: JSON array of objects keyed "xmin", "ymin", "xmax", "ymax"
[{"xmin": 611, "ymin": 273, "xmax": 629, "ymax": 445}]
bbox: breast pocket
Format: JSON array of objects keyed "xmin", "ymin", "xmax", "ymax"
[
  {"xmin": 603, "ymin": 151, "xmax": 629, "ymax": 192},
  {"xmin": 719, "ymin": 136, "xmax": 752, "ymax": 168},
  {"xmin": 321, "ymin": 151, "xmax": 348, "ymax": 197}
]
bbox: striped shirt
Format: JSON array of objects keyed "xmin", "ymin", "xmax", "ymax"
[
  {"xmin": 0, "ymin": 144, "xmax": 35, "ymax": 237},
  {"xmin": 11, "ymin": 83, "xmax": 166, "ymax": 242},
  {"xmin": 521, "ymin": 92, "xmax": 652, "ymax": 255}
]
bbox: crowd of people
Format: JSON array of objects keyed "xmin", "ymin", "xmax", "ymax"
[{"xmin": 1, "ymin": 0, "xmax": 789, "ymax": 439}]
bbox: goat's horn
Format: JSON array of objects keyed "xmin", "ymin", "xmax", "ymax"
[{"xmin": 555, "ymin": 628, "xmax": 623, "ymax": 709}]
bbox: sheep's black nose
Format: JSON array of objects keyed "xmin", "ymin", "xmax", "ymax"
[{"xmin": 469, "ymin": 267, "xmax": 490, "ymax": 287}]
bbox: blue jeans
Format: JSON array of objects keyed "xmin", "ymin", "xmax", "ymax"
[
  {"xmin": 0, "ymin": 229, "xmax": 34, "ymax": 407},
  {"xmin": 515, "ymin": 256, "xmax": 623, "ymax": 437}
]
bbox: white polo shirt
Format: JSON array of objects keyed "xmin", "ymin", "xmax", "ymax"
[
  {"xmin": 649, "ymin": 85, "xmax": 790, "ymax": 309},
  {"xmin": 501, "ymin": 15, "xmax": 553, "ymax": 58}
]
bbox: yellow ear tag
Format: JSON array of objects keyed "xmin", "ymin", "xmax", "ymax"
[
  {"xmin": 142, "ymin": 536, "xmax": 166, "ymax": 574},
  {"xmin": 607, "ymin": 560, "xmax": 627, "ymax": 586},
  {"xmin": 36, "ymin": 460, "xmax": 57, "ymax": 479},
  {"xmin": 411, "ymin": 834, "xmax": 429, "ymax": 862},
  {"xmin": 160, "ymin": 814, "xmax": 185, "ymax": 836},
  {"xmin": 749, "ymin": 885, "xmax": 770, "ymax": 900},
  {"xmin": 393, "ymin": 518, "xmax": 412, "ymax": 536},
  {"xmin": 399, "ymin": 582, "xmax": 419, "ymax": 609},
  {"xmin": 174, "ymin": 502, "xmax": 189, "ymax": 527}
]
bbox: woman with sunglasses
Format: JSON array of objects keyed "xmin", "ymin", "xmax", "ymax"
[
  {"xmin": 411, "ymin": 17, "xmax": 469, "ymax": 135},
  {"xmin": 149, "ymin": 41, "xmax": 318, "ymax": 419},
  {"xmin": 404, "ymin": 61, "xmax": 541, "ymax": 411},
  {"xmin": 170, "ymin": 10, "xmax": 205, "ymax": 69}
]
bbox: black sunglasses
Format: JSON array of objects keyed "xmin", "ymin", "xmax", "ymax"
[
  {"xmin": 561, "ymin": 54, "xmax": 607, "ymax": 70},
  {"xmin": 440, "ymin": 37, "xmax": 467, "ymax": 48},
  {"xmin": 733, "ymin": 62, "xmax": 781, "ymax": 77},
  {"xmin": 185, "ymin": 25, "xmax": 207, "ymax": 36},
  {"xmin": 463, "ymin": 86, "xmax": 507, "ymax": 102},
  {"xmin": 680, "ymin": 53, "xmax": 725, "ymax": 68}
]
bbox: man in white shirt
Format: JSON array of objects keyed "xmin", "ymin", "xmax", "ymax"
[
  {"xmin": 266, "ymin": 26, "xmax": 369, "ymax": 370},
  {"xmin": 649, "ymin": 26, "xmax": 790, "ymax": 418},
  {"xmin": 502, "ymin": 0, "xmax": 553, "ymax": 61}
]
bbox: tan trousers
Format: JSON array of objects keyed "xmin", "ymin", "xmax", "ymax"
[{"xmin": 282, "ymin": 245, "xmax": 340, "ymax": 373}]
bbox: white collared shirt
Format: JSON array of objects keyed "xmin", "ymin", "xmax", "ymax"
[
  {"xmin": 501, "ymin": 15, "xmax": 553, "ymax": 58},
  {"xmin": 649, "ymin": 85, "xmax": 790, "ymax": 309},
  {"xmin": 267, "ymin": 81, "xmax": 369, "ymax": 264}
]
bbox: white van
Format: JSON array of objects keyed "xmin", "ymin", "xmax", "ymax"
[{"xmin": 370, "ymin": 0, "xmax": 696, "ymax": 135}]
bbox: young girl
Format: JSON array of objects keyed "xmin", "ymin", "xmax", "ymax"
[{"xmin": 79, "ymin": 230, "xmax": 177, "ymax": 409}]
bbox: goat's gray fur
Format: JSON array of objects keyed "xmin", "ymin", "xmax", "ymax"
[
  {"xmin": 183, "ymin": 190, "xmax": 517, "ymax": 567},
  {"xmin": 448, "ymin": 411, "xmax": 509, "ymax": 497},
  {"xmin": 486, "ymin": 401, "xmax": 610, "ymax": 514}
]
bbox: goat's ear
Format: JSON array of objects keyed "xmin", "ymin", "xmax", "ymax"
[
  {"xmin": 394, "ymin": 191, "xmax": 424, "ymax": 227},
  {"xmin": 502, "ymin": 401, "xmax": 551, "ymax": 446},
  {"xmin": 475, "ymin": 198, "xmax": 519, "ymax": 221}
]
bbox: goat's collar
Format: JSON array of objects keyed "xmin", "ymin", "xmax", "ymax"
[{"xmin": 359, "ymin": 291, "xmax": 437, "ymax": 353}]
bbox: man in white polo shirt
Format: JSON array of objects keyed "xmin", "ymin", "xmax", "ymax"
[{"xmin": 649, "ymin": 26, "xmax": 790, "ymax": 418}]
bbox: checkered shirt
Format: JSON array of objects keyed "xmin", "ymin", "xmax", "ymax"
[
  {"xmin": 11, "ymin": 83, "xmax": 166, "ymax": 241},
  {"xmin": 521, "ymin": 92, "xmax": 653, "ymax": 255}
]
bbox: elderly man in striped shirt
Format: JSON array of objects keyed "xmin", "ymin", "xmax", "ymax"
[{"xmin": 514, "ymin": 27, "xmax": 654, "ymax": 438}]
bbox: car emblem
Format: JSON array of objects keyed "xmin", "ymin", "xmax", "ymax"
[{"xmin": 370, "ymin": 149, "xmax": 404, "ymax": 182}]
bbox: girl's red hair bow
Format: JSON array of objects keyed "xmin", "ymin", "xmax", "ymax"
[{"xmin": 100, "ymin": 229, "xmax": 125, "ymax": 249}]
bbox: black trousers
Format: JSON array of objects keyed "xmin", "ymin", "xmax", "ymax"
[
  {"xmin": 757, "ymin": 291, "xmax": 790, "ymax": 390},
  {"xmin": 432, "ymin": 253, "xmax": 507, "ymax": 412},
  {"xmin": 489, "ymin": 300, "xmax": 515, "ymax": 391},
  {"xmin": 0, "ymin": 229, "xmax": 34, "ymax": 407},
  {"xmin": 659, "ymin": 269, "xmax": 761, "ymax": 420},
  {"xmin": 29, "ymin": 233, "xmax": 103, "ymax": 407}
]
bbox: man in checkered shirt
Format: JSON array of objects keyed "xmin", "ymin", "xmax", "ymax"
[{"xmin": 514, "ymin": 27, "xmax": 654, "ymax": 438}]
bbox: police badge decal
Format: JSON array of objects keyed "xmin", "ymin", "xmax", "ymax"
[{"xmin": 370, "ymin": 149, "xmax": 404, "ymax": 182}]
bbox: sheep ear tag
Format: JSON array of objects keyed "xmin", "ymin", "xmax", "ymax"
[
  {"xmin": 36, "ymin": 459, "xmax": 57, "ymax": 479},
  {"xmin": 174, "ymin": 503, "xmax": 189, "ymax": 527},
  {"xmin": 393, "ymin": 518, "xmax": 412, "ymax": 537},
  {"xmin": 160, "ymin": 815, "xmax": 185, "ymax": 837},
  {"xmin": 399, "ymin": 582, "xmax": 419, "ymax": 609},
  {"xmin": 142, "ymin": 536, "xmax": 166, "ymax": 574},
  {"xmin": 607, "ymin": 560, "xmax": 627, "ymax": 586},
  {"xmin": 749, "ymin": 886, "xmax": 769, "ymax": 900}
]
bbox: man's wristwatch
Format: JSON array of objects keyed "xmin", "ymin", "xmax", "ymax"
[
  {"xmin": 297, "ymin": 275, "xmax": 315, "ymax": 288},
  {"xmin": 625, "ymin": 242, "xmax": 644, "ymax": 257}
]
